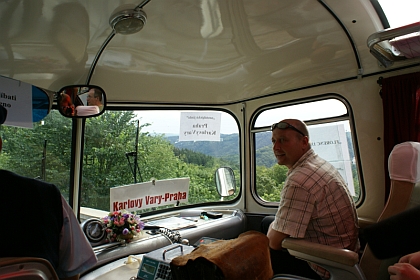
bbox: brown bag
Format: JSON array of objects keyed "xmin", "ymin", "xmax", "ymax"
[{"xmin": 170, "ymin": 231, "xmax": 273, "ymax": 280}]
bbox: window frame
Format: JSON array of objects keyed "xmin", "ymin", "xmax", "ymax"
[
  {"xmin": 78, "ymin": 106, "xmax": 243, "ymax": 218},
  {"xmin": 249, "ymin": 94, "xmax": 364, "ymax": 208}
]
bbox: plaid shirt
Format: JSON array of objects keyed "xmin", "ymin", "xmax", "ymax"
[{"xmin": 271, "ymin": 149, "xmax": 359, "ymax": 279}]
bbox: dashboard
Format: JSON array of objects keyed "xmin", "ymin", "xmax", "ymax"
[{"xmin": 81, "ymin": 209, "xmax": 246, "ymax": 273}]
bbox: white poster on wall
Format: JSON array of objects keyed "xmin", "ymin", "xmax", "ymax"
[
  {"xmin": 110, "ymin": 178, "xmax": 190, "ymax": 212},
  {"xmin": 308, "ymin": 124, "xmax": 356, "ymax": 196},
  {"xmin": 0, "ymin": 76, "xmax": 33, "ymax": 128},
  {"xmin": 179, "ymin": 112, "xmax": 221, "ymax": 141}
]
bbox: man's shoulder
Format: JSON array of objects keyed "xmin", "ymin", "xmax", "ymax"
[
  {"xmin": 288, "ymin": 152, "xmax": 343, "ymax": 187},
  {"xmin": 301, "ymin": 151, "xmax": 338, "ymax": 174},
  {"xmin": 1, "ymin": 169, "xmax": 30, "ymax": 183},
  {"xmin": 305, "ymin": 150, "xmax": 328, "ymax": 165},
  {"xmin": 0, "ymin": 169, "xmax": 59, "ymax": 192},
  {"xmin": 294, "ymin": 149, "xmax": 326, "ymax": 167},
  {"xmin": 291, "ymin": 152, "xmax": 327, "ymax": 175}
]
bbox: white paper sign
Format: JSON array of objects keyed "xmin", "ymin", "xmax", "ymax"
[
  {"xmin": 110, "ymin": 178, "xmax": 190, "ymax": 212},
  {"xmin": 308, "ymin": 124, "xmax": 355, "ymax": 195},
  {"xmin": 0, "ymin": 76, "xmax": 33, "ymax": 128},
  {"xmin": 179, "ymin": 112, "xmax": 221, "ymax": 141}
]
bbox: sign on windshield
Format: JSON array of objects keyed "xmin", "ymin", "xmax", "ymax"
[
  {"xmin": 179, "ymin": 112, "xmax": 221, "ymax": 141},
  {"xmin": 110, "ymin": 178, "xmax": 190, "ymax": 211}
]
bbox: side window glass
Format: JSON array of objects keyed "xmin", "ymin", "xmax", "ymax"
[
  {"xmin": 253, "ymin": 98, "xmax": 361, "ymax": 203},
  {"xmin": 0, "ymin": 111, "xmax": 73, "ymax": 201}
]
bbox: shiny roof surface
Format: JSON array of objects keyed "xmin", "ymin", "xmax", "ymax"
[{"xmin": 0, "ymin": 0, "xmax": 418, "ymax": 104}]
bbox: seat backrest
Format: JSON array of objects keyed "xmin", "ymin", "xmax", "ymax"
[
  {"xmin": 360, "ymin": 141, "xmax": 420, "ymax": 280},
  {"xmin": 381, "ymin": 141, "xmax": 420, "ymax": 219},
  {"xmin": 0, "ymin": 257, "xmax": 59, "ymax": 280}
]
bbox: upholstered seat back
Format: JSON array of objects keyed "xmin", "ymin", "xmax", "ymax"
[
  {"xmin": 375, "ymin": 141, "xmax": 420, "ymax": 222},
  {"xmin": 388, "ymin": 141, "xmax": 420, "ymax": 183},
  {"xmin": 389, "ymin": 142, "xmax": 420, "ymax": 210},
  {"xmin": 361, "ymin": 141, "xmax": 420, "ymax": 280}
]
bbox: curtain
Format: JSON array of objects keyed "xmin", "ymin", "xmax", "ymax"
[{"xmin": 381, "ymin": 72, "xmax": 420, "ymax": 200}]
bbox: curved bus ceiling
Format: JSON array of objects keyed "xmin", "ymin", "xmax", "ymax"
[{"xmin": 0, "ymin": 0, "xmax": 419, "ymax": 105}]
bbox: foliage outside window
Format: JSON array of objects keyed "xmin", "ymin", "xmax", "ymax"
[{"xmin": 0, "ymin": 111, "xmax": 72, "ymax": 201}]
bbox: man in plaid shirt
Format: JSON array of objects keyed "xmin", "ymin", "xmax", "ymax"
[{"xmin": 265, "ymin": 119, "xmax": 359, "ymax": 279}]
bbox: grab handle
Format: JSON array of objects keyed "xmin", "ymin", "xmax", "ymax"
[{"xmin": 162, "ymin": 244, "xmax": 183, "ymax": 260}]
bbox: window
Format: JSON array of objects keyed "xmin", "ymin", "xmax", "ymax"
[
  {"xmin": 0, "ymin": 111, "xmax": 73, "ymax": 201},
  {"xmin": 252, "ymin": 98, "xmax": 361, "ymax": 203},
  {"xmin": 81, "ymin": 109, "xmax": 240, "ymax": 216},
  {"xmin": 377, "ymin": 0, "xmax": 420, "ymax": 28}
]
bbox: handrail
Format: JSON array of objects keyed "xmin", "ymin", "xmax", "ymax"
[
  {"xmin": 367, "ymin": 22, "xmax": 420, "ymax": 49},
  {"xmin": 367, "ymin": 22, "xmax": 420, "ymax": 67}
]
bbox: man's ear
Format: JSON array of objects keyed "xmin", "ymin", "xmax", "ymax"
[{"xmin": 301, "ymin": 135, "xmax": 310, "ymax": 149}]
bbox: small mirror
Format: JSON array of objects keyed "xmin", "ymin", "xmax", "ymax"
[
  {"xmin": 215, "ymin": 167, "xmax": 236, "ymax": 197},
  {"xmin": 57, "ymin": 85, "xmax": 106, "ymax": 118}
]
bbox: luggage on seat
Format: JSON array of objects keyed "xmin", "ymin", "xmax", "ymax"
[{"xmin": 170, "ymin": 231, "xmax": 273, "ymax": 280}]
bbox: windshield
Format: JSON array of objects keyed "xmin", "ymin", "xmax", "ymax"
[{"xmin": 80, "ymin": 109, "xmax": 240, "ymax": 218}]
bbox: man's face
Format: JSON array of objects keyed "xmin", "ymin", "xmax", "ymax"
[
  {"xmin": 87, "ymin": 90, "xmax": 98, "ymax": 106},
  {"xmin": 272, "ymin": 128, "xmax": 307, "ymax": 169}
]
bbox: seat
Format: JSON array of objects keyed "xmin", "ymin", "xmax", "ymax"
[
  {"xmin": 273, "ymin": 239, "xmax": 362, "ymax": 280},
  {"xmin": 0, "ymin": 257, "xmax": 59, "ymax": 280},
  {"xmin": 272, "ymin": 141, "xmax": 420, "ymax": 280}
]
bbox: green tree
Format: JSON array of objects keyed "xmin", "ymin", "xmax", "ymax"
[
  {"xmin": 82, "ymin": 111, "xmax": 139, "ymax": 209},
  {"xmin": 255, "ymin": 164, "xmax": 287, "ymax": 202},
  {"xmin": 0, "ymin": 111, "xmax": 72, "ymax": 197},
  {"xmin": 255, "ymin": 145, "xmax": 276, "ymax": 167}
]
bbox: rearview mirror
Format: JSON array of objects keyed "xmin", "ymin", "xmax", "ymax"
[
  {"xmin": 215, "ymin": 167, "xmax": 236, "ymax": 197},
  {"xmin": 57, "ymin": 85, "xmax": 106, "ymax": 118}
]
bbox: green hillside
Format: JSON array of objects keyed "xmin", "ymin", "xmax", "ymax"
[{"xmin": 166, "ymin": 131, "xmax": 276, "ymax": 167}]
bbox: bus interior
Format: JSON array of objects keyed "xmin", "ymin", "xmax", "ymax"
[{"xmin": 1, "ymin": 0, "xmax": 420, "ymax": 279}]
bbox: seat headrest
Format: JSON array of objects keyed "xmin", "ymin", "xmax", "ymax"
[{"xmin": 388, "ymin": 141, "xmax": 420, "ymax": 183}]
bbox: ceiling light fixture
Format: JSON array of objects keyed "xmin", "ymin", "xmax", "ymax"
[{"xmin": 109, "ymin": 7, "xmax": 147, "ymax": 35}]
